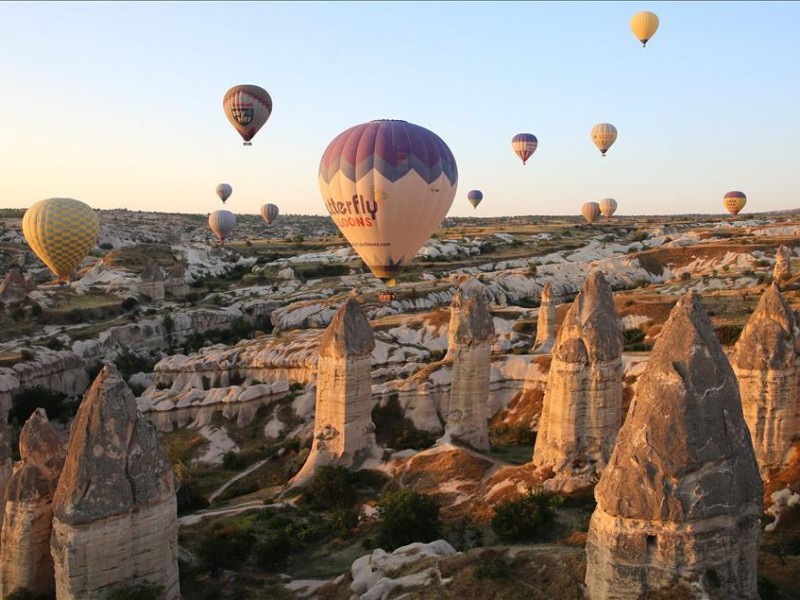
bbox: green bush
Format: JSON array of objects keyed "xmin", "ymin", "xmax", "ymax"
[
  {"xmin": 476, "ymin": 556, "xmax": 509, "ymax": 580},
  {"xmin": 9, "ymin": 386, "xmax": 72, "ymax": 428},
  {"xmin": 107, "ymin": 581, "xmax": 165, "ymax": 600},
  {"xmin": 377, "ymin": 488, "xmax": 441, "ymax": 551},
  {"xmin": 372, "ymin": 395, "xmax": 437, "ymax": 451},
  {"xmin": 197, "ymin": 523, "xmax": 255, "ymax": 573},
  {"xmin": 491, "ymin": 488, "xmax": 563, "ymax": 543},
  {"xmin": 622, "ymin": 328, "xmax": 645, "ymax": 349},
  {"xmin": 305, "ymin": 465, "xmax": 357, "ymax": 511},
  {"xmin": 715, "ymin": 324, "xmax": 743, "ymax": 346},
  {"xmin": 5, "ymin": 588, "xmax": 52, "ymax": 600},
  {"xmin": 221, "ymin": 450, "xmax": 244, "ymax": 470}
]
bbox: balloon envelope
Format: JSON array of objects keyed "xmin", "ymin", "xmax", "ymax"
[
  {"xmin": 319, "ymin": 119, "xmax": 458, "ymax": 286},
  {"xmin": 209, "ymin": 210, "xmax": 236, "ymax": 242},
  {"xmin": 591, "ymin": 123, "xmax": 618, "ymax": 156},
  {"xmin": 581, "ymin": 202, "xmax": 601, "ymax": 224},
  {"xmin": 223, "ymin": 84, "xmax": 272, "ymax": 145},
  {"xmin": 261, "ymin": 203, "xmax": 279, "ymax": 225},
  {"xmin": 630, "ymin": 11, "xmax": 659, "ymax": 47},
  {"xmin": 511, "ymin": 133, "xmax": 538, "ymax": 165},
  {"xmin": 467, "ymin": 190, "xmax": 483, "ymax": 209},
  {"xmin": 599, "ymin": 198, "xmax": 618, "ymax": 219},
  {"xmin": 723, "ymin": 191, "xmax": 747, "ymax": 216},
  {"xmin": 22, "ymin": 198, "xmax": 100, "ymax": 280},
  {"xmin": 216, "ymin": 183, "xmax": 232, "ymax": 204}
]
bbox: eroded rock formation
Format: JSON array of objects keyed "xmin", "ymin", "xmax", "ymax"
[
  {"xmin": 164, "ymin": 263, "xmax": 188, "ymax": 300},
  {"xmin": 532, "ymin": 282, "xmax": 556, "ymax": 354},
  {"xmin": 731, "ymin": 283, "xmax": 800, "ymax": 477},
  {"xmin": 444, "ymin": 278, "xmax": 493, "ymax": 450},
  {"xmin": 0, "ymin": 269, "xmax": 32, "ymax": 306},
  {"xmin": 773, "ymin": 245, "xmax": 792, "ymax": 281},
  {"xmin": 585, "ymin": 292, "xmax": 763, "ymax": 599},
  {"xmin": 292, "ymin": 298, "xmax": 380, "ymax": 486},
  {"xmin": 0, "ymin": 409, "xmax": 65, "ymax": 597},
  {"xmin": 139, "ymin": 260, "xmax": 165, "ymax": 301},
  {"xmin": 50, "ymin": 364, "xmax": 179, "ymax": 599},
  {"xmin": 532, "ymin": 271, "xmax": 623, "ymax": 483}
]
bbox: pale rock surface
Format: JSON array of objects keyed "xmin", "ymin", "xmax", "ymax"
[
  {"xmin": 532, "ymin": 271, "xmax": 623, "ymax": 481},
  {"xmin": 139, "ymin": 259, "xmax": 165, "ymax": 301},
  {"xmin": 731, "ymin": 283, "xmax": 800, "ymax": 477},
  {"xmin": 0, "ymin": 418, "xmax": 13, "ymax": 521},
  {"xmin": 292, "ymin": 298, "xmax": 380, "ymax": 486},
  {"xmin": 765, "ymin": 487, "xmax": 800, "ymax": 532},
  {"xmin": 50, "ymin": 364, "xmax": 179, "ymax": 599},
  {"xmin": 0, "ymin": 268, "xmax": 32, "ymax": 305},
  {"xmin": 164, "ymin": 262, "xmax": 189, "ymax": 300},
  {"xmin": 443, "ymin": 278, "xmax": 493, "ymax": 450},
  {"xmin": 0, "ymin": 350, "xmax": 89, "ymax": 416},
  {"xmin": 773, "ymin": 244, "xmax": 792, "ymax": 281},
  {"xmin": 531, "ymin": 281, "xmax": 557, "ymax": 353},
  {"xmin": 0, "ymin": 409, "xmax": 65, "ymax": 597},
  {"xmin": 585, "ymin": 292, "xmax": 763, "ymax": 600}
]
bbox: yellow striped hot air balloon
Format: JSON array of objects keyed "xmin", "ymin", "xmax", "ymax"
[
  {"xmin": 723, "ymin": 191, "xmax": 747, "ymax": 216},
  {"xmin": 591, "ymin": 123, "xmax": 618, "ymax": 156},
  {"xmin": 630, "ymin": 11, "xmax": 660, "ymax": 47},
  {"xmin": 22, "ymin": 198, "xmax": 100, "ymax": 282}
]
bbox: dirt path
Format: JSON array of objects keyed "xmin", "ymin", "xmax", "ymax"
[{"xmin": 207, "ymin": 457, "xmax": 270, "ymax": 504}]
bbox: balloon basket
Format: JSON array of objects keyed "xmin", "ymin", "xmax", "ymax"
[
  {"xmin": 243, "ymin": 141, "xmax": 252, "ymax": 147},
  {"xmin": 378, "ymin": 290, "xmax": 396, "ymax": 303}
]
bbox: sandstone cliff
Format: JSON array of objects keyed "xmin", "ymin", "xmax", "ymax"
[
  {"xmin": 531, "ymin": 281, "xmax": 556, "ymax": 354},
  {"xmin": 773, "ymin": 245, "xmax": 792, "ymax": 281}
]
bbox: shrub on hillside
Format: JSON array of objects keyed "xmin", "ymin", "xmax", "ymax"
[
  {"xmin": 107, "ymin": 581, "xmax": 165, "ymax": 600},
  {"xmin": 376, "ymin": 488, "xmax": 441, "ymax": 551},
  {"xmin": 491, "ymin": 488, "xmax": 563, "ymax": 543}
]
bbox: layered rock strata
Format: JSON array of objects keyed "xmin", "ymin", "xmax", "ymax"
[
  {"xmin": 731, "ymin": 283, "xmax": 800, "ymax": 477},
  {"xmin": 532, "ymin": 271, "xmax": 623, "ymax": 479},
  {"xmin": 293, "ymin": 298, "xmax": 380, "ymax": 485},
  {"xmin": 531, "ymin": 281, "xmax": 556, "ymax": 354},
  {"xmin": 0, "ymin": 409, "xmax": 65, "ymax": 597},
  {"xmin": 585, "ymin": 292, "xmax": 763, "ymax": 599},
  {"xmin": 50, "ymin": 364, "xmax": 179, "ymax": 599},
  {"xmin": 444, "ymin": 278, "xmax": 493, "ymax": 450},
  {"xmin": 773, "ymin": 245, "xmax": 792, "ymax": 281}
]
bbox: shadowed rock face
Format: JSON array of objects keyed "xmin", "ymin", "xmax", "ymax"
[
  {"xmin": 139, "ymin": 260, "xmax": 165, "ymax": 301},
  {"xmin": 140, "ymin": 260, "xmax": 165, "ymax": 283},
  {"xmin": 585, "ymin": 291, "xmax": 763, "ymax": 600},
  {"xmin": 773, "ymin": 245, "xmax": 792, "ymax": 281},
  {"xmin": 50, "ymin": 364, "xmax": 179, "ymax": 599},
  {"xmin": 164, "ymin": 262, "xmax": 188, "ymax": 299},
  {"xmin": 293, "ymin": 298, "xmax": 380, "ymax": 486},
  {"xmin": 444, "ymin": 278, "xmax": 494, "ymax": 450},
  {"xmin": 0, "ymin": 409, "xmax": 65, "ymax": 597},
  {"xmin": 532, "ymin": 271, "xmax": 624, "ymax": 481},
  {"xmin": 732, "ymin": 283, "xmax": 800, "ymax": 476},
  {"xmin": 532, "ymin": 282, "xmax": 556, "ymax": 354},
  {"xmin": 0, "ymin": 269, "xmax": 31, "ymax": 306}
]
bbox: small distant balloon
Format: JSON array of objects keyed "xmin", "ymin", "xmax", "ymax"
[
  {"xmin": 209, "ymin": 210, "xmax": 236, "ymax": 242},
  {"xmin": 223, "ymin": 84, "xmax": 272, "ymax": 146},
  {"xmin": 511, "ymin": 133, "xmax": 538, "ymax": 165},
  {"xmin": 581, "ymin": 202, "xmax": 601, "ymax": 224},
  {"xmin": 591, "ymin": 123, "xmax": 618, "ymax": 156},
  {"xmin": 630, "ymin": 11, "xmax": 659, "ymax": 47},
  {"xmin": 723, "ymin": 191, "xmax": 747, "ymax": 216},
  {"xmin": 467, "ymin": 190, "xmax": 483, "ymax": 209},
  {"xmin": 216, "ymin": 183, "xmax": 232, "ymax": 204},
  {"xmin": 599, "ymin": 198, "xmax": 618, "ymax": 219},
  {"xmin": 22, "ymin": 198, "xmax": 100, "ymax": 282},
  {"xmin": 261, "ymin": 203, "xmax": 279, "ymax": 225}
]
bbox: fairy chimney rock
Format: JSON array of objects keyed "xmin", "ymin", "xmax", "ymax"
[
  {"xmin": 585, "ymin": 292, "xmax": 763, "ymax": 600},
  {"xmin": 0, "ymin": 269, "xmax": 31, "ymax": 306},
  {"xmin": 773, "ymin": 245, "xmax": 792, "ymax": 281},
  {"xmin": 444, "ymin": 278, "xmax": 494, "ymax": 450},
  {"xmin": 139, "ymin": 260, "xmax": 165, "ymax": 301},
  {"xmin": 0, "ymin": 409, "xmax": 65, "ymax": 598},
  {"xmin": 731, "ymin": 283, "xmax": 800, "ymax": 478},
  {"xmin": 50, "ymin": 364, "xmax": 179, "ymax": 599},
  {"xmin": 164, "ymin": 262, "xmax": 188, "ymax": 300},
  {"xmin": 532, "ymin": 271, "xmax": 623, "ymax": 484},
  {"xmin": 532, "ymin": 282, "xmax": 557, "ymax": 354},
  {"xmin": 292, "ymin": 298, "xmax": 379, "ymax": 486},
  {"xmin": 0, "ymin": 418, "xmax": 13, "ymax": 515}
]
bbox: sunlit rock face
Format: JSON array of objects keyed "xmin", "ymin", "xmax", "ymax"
[
  {"xmin": 773, "ymin": 245, "xmax": 792, "ymax": 281},
  {"xmin": 50, "ymin": 365, "xmax": 179, "ymax": 600},
  {"xmin": 585, "ymin": 292, "xmax": 763, "ymax": 600},
  {"xmin": 292, "ymin": 298, "xmax": 380, "ymax": 486},
  {"xmin": 731, "ymin": 283, "xmax": 800, "ymax": 478},
  {"xmin": 139, "ymin": 260, "xmax": 165, "ymax": 302},
  {"xmin": 532, "ymin": 271, "xmax": 623, "ymax": 483},
  {"xmin": 443, "ymin": 278, "xmax": 493, "ymax": 450},
  {"xmin": 531, "ymin": 281, "xmax": 556, "ymax": 354},
  {"xmin": 0, "ymin": 409, "xmax": 65, "ymax": 598}
]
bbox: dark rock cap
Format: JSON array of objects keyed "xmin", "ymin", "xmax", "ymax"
[
  {"xmin": 595, "ymin": 291, "xmax": 763, "ymax": 522},
  {"xmin": 318, "ymin": 297, "xmax": 375, "ymax": 358}
]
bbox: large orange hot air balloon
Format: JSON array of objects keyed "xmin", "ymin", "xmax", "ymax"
[
  {"xmin": 723, "ymin": 191, "xmax": 747, "ymax": 216},
  {"xmin": 22, "ymin": 198, "xmax": 100, "ymax": 282},
  {"xmin": 630, "ymin": 11, "xmax": 659, "ymax": 47},
  {"xmin": 319, "ymin": 119, "xmax": 458, "ymax": 287},
  {"xmin": 223, "ymin": 85, "xmax": 272, "ymax": 146}
]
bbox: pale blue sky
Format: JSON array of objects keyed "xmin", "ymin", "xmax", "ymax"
[{"xmin": 1, "ymin": 1, "xmax": 798, "ymax": 218}]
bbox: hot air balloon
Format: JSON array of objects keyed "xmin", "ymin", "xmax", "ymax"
[
  {"xmin": 223, "ymin": 84, "xmax": 272, "ymax": 146},
  {"xmin": 467, "ymin": 190, "xmax": 483, "ymax": 209},
  {"xmin": 261, "ymin": 203, "xmax": 279, "ymax": 225},
  {"xmin": 723, "ymin": 191, "xmax": 747, "ymax": 216},
  {"xmin": 216, "ymin": 183, "xmax": 232, "ymax": 204},
  {"xmin": 512, "ymin": 133, "xmax": 538, "ymax": 165},
  {"xmin": 631, "ymin": 11, "xmax": 659, "ymax": 47},
  {"xmin": 599, "ymin": 198, "xmax": 618, "ymax": 219},
  {"xmin": 581, "ymin": 202, "xmax": 601, "ymax": 224},
  {"xmin": 319, "ymin": 119, "xmax": 458, "ymax": 287},
  {"xmin": 22, "ymin": 198, "xmax": 100, "ymax": 282},
  {"xmin": 591, "ymin": 123, "xmax": 618, "ymax": 156},
  {"xmin": 209, "ymin": 210, "xmax": 236, "ymax": 243}
]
